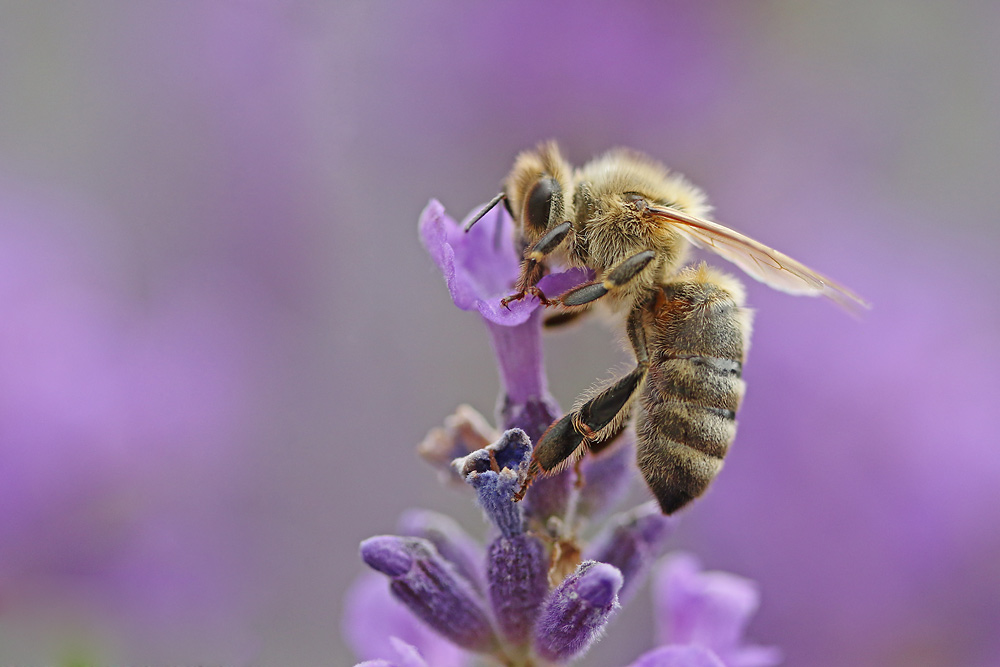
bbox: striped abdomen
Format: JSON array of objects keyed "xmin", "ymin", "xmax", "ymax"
[{"xmin": 634, "ymin": 266, "xmax": 752, "ymax": 514}]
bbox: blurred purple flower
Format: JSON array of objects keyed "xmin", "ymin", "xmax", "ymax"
[
  {"xmin": 585, "ymin": 502, "xmax": 678, "ymax": 606},
  {"xmin": 629, "ymin": 646, "xmax": 727, "ymax": 667},
  {"xmin": 354, "ymin": 637, "xmax": 430, "ymax": 667},
  {"xmin": 689, "ymin": 183, "xmax": 1000, "ymax": 665},
  {"xmin": 0, "ymin": 191, "xmax": 263, "ymax": 661},
  {"xmin": 343, "ymin": 573, "xmax": 466, "ymax": 667},
  {"xmin": 648, "ymin": 554, "xmax": 780, "ymax": 667}
]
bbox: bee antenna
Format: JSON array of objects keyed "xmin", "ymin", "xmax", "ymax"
[{"xmin": 464, "ymin": 192, "xmax": 506, "ymax": 232}]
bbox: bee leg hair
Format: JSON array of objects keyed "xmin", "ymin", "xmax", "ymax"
[{"xmin": 515, "ymin": 364, "xmax": 647, "ymax": 501}]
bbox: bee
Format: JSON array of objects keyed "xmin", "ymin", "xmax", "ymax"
[{"xmin": 468, "ymin": 142, "xmax": 867, "ymax": 514}]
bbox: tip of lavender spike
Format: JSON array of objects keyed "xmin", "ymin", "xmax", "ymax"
[
  {"xmin": 577, "ymin": 563, "xmax": 624, "ymax": 607},
  {"xmin": 360, "ymin": 536, "xmax": 414, "ymax": 577}
]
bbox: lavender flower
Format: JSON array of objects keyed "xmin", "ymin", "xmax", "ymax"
[
  {"xmin": 454, "ymin": 430, "xmax": 552, "ymax": 645},
  {"xmin": 343, "ymin": 200, "xmax": 781, "ymax": 666},
  {"xmin": 648, "ymin": 554, "xmax": 781, "ymax": 667},
  {"xmin": 419, "ymin": 198, "xmax": 589, "ymax": 521}
]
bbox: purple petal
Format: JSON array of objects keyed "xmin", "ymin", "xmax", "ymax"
[
  {"xmin": 359, "ymin": 536, "xmax": 497, "ymax": 653},
  {"xmin": 418, "ymin": 199, "xmax": 590, "ymax": 327},
  {"xmin": 629, "ymin": 645, "xmax": 728, "ymax": 667},
  {"xmin": 533, "ymin": 561, "xmax": 623, "ymax": 662},
  {"xmin": 342, "ymin": 573, "xmax": 467, "ymax": 667},
  {"xmin": 418, "ymin": 199, "xmax": 534, "ymax": 326},
  {"xmin": 536, "ymin": 266, "xmax": 593, "ymax": 301},
  {"xmin": 654, "ymin": 553, "xmax": 781, "ymax": 667}
]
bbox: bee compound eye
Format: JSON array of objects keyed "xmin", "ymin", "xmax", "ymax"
[{"xmin": 524, "ymin": 176, "xmax": 560, "ymax": 233}]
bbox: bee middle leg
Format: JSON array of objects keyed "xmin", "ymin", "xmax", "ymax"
[{"xmin": 557, "ymin": 250, "xmax": 656, "ymax": 307}]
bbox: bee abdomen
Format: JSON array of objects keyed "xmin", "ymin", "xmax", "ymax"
[
  {"xmin": 635, "ymin": 267, "xmax": 751, "ymax": 514},
  {"xmin": 635, "ymin": 365, "xmax": 745, "ymax": 513}
]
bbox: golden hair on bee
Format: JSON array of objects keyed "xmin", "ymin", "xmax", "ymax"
[
  {"xmin": 504, "ymin": 141, "xmax": 575, "ymax": 249},
  {"xmin": 468, "ymin": 141, "xmax": 865, "ymax": 514}
]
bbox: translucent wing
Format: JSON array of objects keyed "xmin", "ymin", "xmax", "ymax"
[{"xmin": 647, "ymin": 204, "xmax": 869, "ymax": 312}]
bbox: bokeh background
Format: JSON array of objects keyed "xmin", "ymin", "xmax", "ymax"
[{"xmin": 1, "ymin": 1, "xmax": 999, "ymax": 666}]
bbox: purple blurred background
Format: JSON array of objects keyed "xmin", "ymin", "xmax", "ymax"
[{"xmin": 1, "ymin": 2, "xmax": 999, "ymax": 666}]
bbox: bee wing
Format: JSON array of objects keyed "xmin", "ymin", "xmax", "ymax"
[{"xmin": 647, "ymin": 204, "xmax": 869, "ymax": 312}]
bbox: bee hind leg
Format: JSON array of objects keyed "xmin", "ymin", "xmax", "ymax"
[
  {"xmin": 515, "ymin": 301, "xmax": 652, "ymax": 502},
  {"xmin": 515, "ymin": 364, "xmax": 647, "ymax": 500}
]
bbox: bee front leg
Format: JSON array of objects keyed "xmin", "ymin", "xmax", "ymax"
[{"xmin": 501, "ymin": 221, "xmax": 573, "ymax": 308}]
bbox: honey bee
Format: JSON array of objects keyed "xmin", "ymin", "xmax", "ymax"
[{"xmin": 468, "ymin": 141, "xmax": 867, "ymax": 514}]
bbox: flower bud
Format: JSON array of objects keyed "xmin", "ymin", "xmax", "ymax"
[
  {"xmin": 534, "ymin": 561, "xmax": 623, "ymax": 662},
  {"xmin": 360, "ymin": 536, "xmax": 497, "ymax": 653}
]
